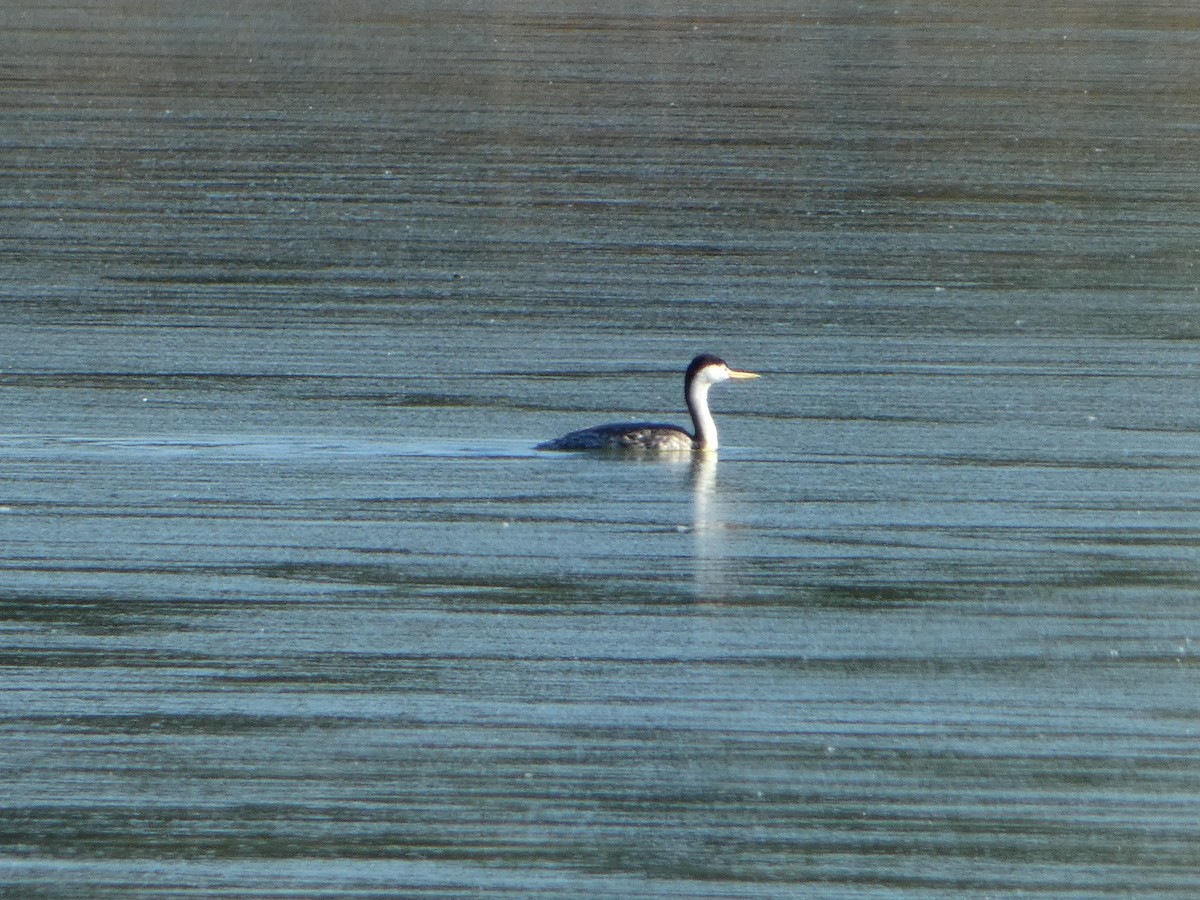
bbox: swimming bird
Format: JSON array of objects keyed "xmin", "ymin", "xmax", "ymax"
[{"xmin": 536, "ymin": 353, "xmax": 759, "ymax": 452}]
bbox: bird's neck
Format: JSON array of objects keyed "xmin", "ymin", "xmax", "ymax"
[{"xmin": 687, "ymin": 379, "xmax": 718, "ymax": 451}]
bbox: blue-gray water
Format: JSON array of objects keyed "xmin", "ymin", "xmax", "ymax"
[{"xmin": 3, "ymin": 2, "xmax": 1199, "ymax": 897}]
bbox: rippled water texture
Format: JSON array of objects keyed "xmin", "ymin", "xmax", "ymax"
[{"xmin": 2, "ymin": 1, "xmax": 1199, "ymax": 897}]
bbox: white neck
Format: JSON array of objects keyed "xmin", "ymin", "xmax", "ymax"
[{"xmin": 687, "ymin": 379, "xmax": 718, "ymax": 451}]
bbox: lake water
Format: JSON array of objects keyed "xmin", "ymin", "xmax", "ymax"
[{"xmin": 2, "ymin": 1, "xmax": 1199, "ymax": 897}]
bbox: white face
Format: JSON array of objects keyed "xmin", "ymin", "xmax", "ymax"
[
  {"xmin": 701, "ymin": 362, "xmax": 759, "ymax": 385},
  {"xmin": 697, "ymin": 363, "xmax": 731, "ymax": 386}
]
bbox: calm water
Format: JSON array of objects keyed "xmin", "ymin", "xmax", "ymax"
[{"xmin": 2, "ymin": 1, "xmax": 1199, "ymax": 897}]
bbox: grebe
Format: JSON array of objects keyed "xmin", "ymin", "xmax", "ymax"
[{"xmin": 536, "ymin": 353, "xmax": 759, "ymax": 452}]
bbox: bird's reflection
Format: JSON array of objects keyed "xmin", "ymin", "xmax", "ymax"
[{"xmin": 688, "ymin": 453, "xmax": 730, "ymax": 602}]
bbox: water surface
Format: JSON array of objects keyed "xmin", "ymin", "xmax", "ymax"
[{"xmin": 2, "ymin": 1, "xmax": 1199, "ymax": 897}]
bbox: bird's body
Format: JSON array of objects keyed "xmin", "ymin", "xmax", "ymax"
[
  {"xmin": 537, "ymin": 354, "xmax": 758, "ymax": 453},
  {"xmin": 538, "ymin": 422, "xmax": 695, "ymax": 452}
]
